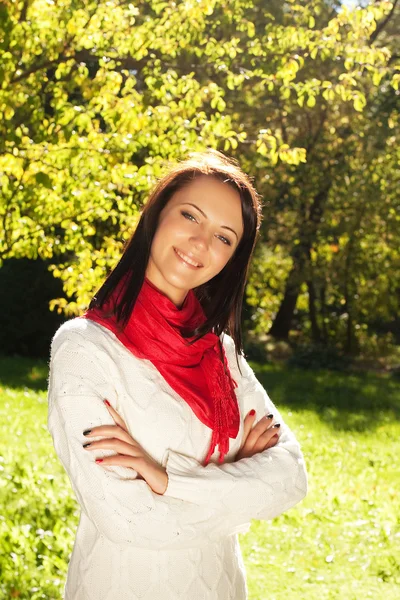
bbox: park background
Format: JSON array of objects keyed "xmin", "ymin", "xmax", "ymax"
[{"xmin": 0, "ymin": 0, "xmax": 399, "ymax": 598}]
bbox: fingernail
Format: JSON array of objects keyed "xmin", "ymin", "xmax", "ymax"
[
  {"xmin": 249, "ymin": 409, "xmax": 255, "ymax": 416},
  {"xmin": 83, "ymin": 442, "xmax": 91, "ymax": 448},
  {"xmin": 83, "ymin": 429, "xmax": 92, "ymax": 436},
  {"xmin": 273, "ymin": 423, "xmax": 281, "ymax": 428},
  {"xmin": 267, "ymin": 413, "xmax": 273, "ymax": 419},
  {"xmin": 95, "ymin": 459, "xmax": 104, "ymax": 463},
  {"xmin": 104, "ymin": 399, "xmax": 111, "ymax": 407}
]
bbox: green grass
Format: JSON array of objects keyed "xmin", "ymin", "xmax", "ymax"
[{"xmin": 0, "ymin": 356, "xmax": 399, "ymax": 599}]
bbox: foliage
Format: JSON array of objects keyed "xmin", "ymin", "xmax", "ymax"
[
  {"xmin": 0, "ymin": 258, "xmax": 65, "ymax": 357},
  {"xmin": 239, "ymin": 0, "xmax": 399, "ymax": 350},
  {"xmin": 1, "ymin": 356, "xmax": 399, "ymax": 598},
  {"xmin": 0, "ymin": 0, "xmax": 399, "ymax": 353},
  {"xmin": 287, "ymin": 342, "xmax": 351, "ymax": 371}
]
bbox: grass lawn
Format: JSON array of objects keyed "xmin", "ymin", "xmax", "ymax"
[{"xmin": 0, "ymin": 355, "xmax": 399, "ymax": 599}]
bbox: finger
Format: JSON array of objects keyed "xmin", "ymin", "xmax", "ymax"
[
  {"xmin": 240, "ymin": 410, "xmax": 257, "ymax": 451},
  {"xmin": 245, "ymin": 414, "xmax": 275, "ymax": 450},
  {"xmin": 103, "ymin": 399, "xmax": 129, "ymax": 432},
  {"xmin": 265, "ymin": 433, "xmax": 280, "ymax": 450},
  {"xmin": 257, "ymin": 421, "xmax": 280, "ymax": 440},
  {"xmin": 96, "ymin": 454, "xmax": 141, "ymax": 470},
  {"xmin": 84, "ymin": 425, "xmax": 136, "ymax": 446},
  {"xmin": 253, "ymin": 432, "xmax": 279, "ymax": 454},
  {"xmin": 253, "ymin": 413, "xmax": 275, "ymax": 433},
  {"xmin": 86, "ymin": 438, "xmax": 141, "ymax": 457}
]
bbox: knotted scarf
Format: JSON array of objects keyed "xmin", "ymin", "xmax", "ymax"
[{"xmin": 81, "ymin": 275, "xmax": 240, "ymax": 465}]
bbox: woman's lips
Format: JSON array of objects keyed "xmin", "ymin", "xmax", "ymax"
[{"xmin": 173, "ymin": 247, "xmax": 203, "ymax": 269}]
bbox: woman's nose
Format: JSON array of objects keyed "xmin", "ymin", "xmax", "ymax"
[{"xmin": 189, "ymin": 231, "xmax": 210, "ymax": 250}]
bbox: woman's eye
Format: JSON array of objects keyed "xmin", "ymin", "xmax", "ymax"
[
  {"xmin": 218, "ymin": 236, "xmax": 231, "ymax": 246},
  {"xmin": 181, "ymin": 210, "xmax": 231, "ymax": 246},
  {"xmin": 181, "ymin": 211, "xmax": 197, "ymax": 222}
]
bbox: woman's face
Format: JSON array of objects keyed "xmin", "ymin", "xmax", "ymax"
[{"xmin": 145, "ymin": 175, "xmax": 244, "ymax": 307}]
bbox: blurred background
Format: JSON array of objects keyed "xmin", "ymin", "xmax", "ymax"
[{"xmin": 0, "ymin": 0, "xmax": 399, "ymax": 598}]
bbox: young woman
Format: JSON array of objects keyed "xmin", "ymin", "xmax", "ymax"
[{"xmin": 47, "ymin": 149, "xmax": 308, "ymax": 600}]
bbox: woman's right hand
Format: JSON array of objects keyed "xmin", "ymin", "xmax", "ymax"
[{"xmin": 235, "ymin": 410, "xmax": 280, "ymax": 461}]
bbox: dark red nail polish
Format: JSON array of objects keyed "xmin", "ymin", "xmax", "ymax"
[
  {"xmin": 104, "ymin": 399, "xmax": 111, "ymax": 407},
  {"xmin": 249, "ymin": 409, "xmax": 255, "ymax": 416},
  {"xmin": 95, "ymin": 459, "xmax": 104, "ymax": 463}
]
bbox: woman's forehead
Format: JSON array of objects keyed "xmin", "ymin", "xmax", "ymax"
[{"xmin": 172, "ymin": 176, "xmax": 241, "ymax": 207}]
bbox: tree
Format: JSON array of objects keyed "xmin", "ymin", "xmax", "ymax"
[{"xmin": 1, "ymin": 0, "xmax": 398, "ymax": 354}]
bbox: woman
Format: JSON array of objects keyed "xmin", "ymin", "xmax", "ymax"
[{"xmin": 47, "ymin": 149, "xmax": 308, "ymax": 600}]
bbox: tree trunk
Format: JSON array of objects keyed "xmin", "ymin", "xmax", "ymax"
[
  {"xmin": 307, "ymin": 278, "xmax": 322, "ymax": 343},
  {"xmin": 343, "ymin": 248, "xmax": 357, "ymax": 354},
  {"xmin": 269, "ymin": 182, "xmax": 332, "ymax": 340},
  {"xmin": 343, "ymin": 209, "xmax": 365, "ymax": 355},
  {"xmin": 268, "ymin": 263, "xmax": 302, "ymax": 339},
  {"xmin": 320, "ymin": 283, "xmax": 329, "ymax": 343}
]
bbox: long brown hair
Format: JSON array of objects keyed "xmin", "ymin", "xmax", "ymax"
[{"xmin": 88, "ymin": 149, "xmax": 263, "ymax": 366}]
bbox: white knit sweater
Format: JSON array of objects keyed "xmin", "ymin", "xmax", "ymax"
[{"xmin": 47, "ymin": 317, "xmax": 308, "ymax": 600}]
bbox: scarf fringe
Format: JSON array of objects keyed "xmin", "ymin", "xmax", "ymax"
[{"xmin": 203, "ymin": 356, "xmax": 235, "ymax": 466}]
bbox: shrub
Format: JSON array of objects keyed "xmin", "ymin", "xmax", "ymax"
[
  {"xmin": 287, "ymin": 343, "xmax": 351, "ymax": 371},
  {"xmin": 0, "ymin": 258, "xmax": 66, "ymax": 358}
]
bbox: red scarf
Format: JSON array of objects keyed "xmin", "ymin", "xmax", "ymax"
[{"xmin": 81, "ymin": 276, "xmax": 240, "ymax": 465}]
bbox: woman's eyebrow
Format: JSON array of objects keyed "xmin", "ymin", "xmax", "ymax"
[{"xmin": 181, "ymin": 202, "xmax": 238, "ymax": 240}]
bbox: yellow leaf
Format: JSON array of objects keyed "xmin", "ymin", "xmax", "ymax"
[
  {"xmin": 307, "ymin": 95, "xmax": 316, "ymax": 107},
  {"xmin": 353, "ymin": 94, "xmax": 366, "ymax": 112},
  {"xmin": 372, "ymin": 71, "xmax": 383, "ymax": 86},
  {"xmin": 5, "ymin": 106, "xmax": 14, "ymax": 120},
  {"xmin": 229, "ymin": 137, "xmax": 238, "ymax": 149},
  {"xmin": 257, "ymin": 142, "xmax": 268, "ymax": 157}
]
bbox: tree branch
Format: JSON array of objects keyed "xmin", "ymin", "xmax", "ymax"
[
  {"xmin": 369, "ymin": 0, "xmax": 399, "ymax": 45},
  {"xmin": 19, "ymin": 0, "xmax": 29, "ymax": 22}
]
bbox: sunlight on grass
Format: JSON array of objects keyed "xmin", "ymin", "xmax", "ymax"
[{"xmin": 0, "ymin": 357, "xmax": 399, "ymax": 599}]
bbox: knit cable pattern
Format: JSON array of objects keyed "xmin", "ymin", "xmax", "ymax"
[{"xmin": 47, "ymin": 318, "xmax": 308, "ymax": 599}]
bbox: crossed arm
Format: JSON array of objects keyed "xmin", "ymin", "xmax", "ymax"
[{"xmin": 47, "ymin": 329, "xmax": 308, "ymax": 551}]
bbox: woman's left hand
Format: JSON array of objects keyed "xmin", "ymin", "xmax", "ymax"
[{"xmin": 82, "ymin": 399, "xmax": 169, "ymax": 496}]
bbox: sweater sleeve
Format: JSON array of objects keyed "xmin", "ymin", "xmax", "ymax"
[
  {"xmin": 47, "ymin": 329, "xmax": 255, "ymax": 551},
  {"xmin": 163, "ymin": 339, "xmax": 308, "ymax": 523}
]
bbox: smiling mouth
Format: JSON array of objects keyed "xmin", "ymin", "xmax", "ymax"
[{"xmin": 174, "ymin": 248, "xmax": 203, "ymax": 268}]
